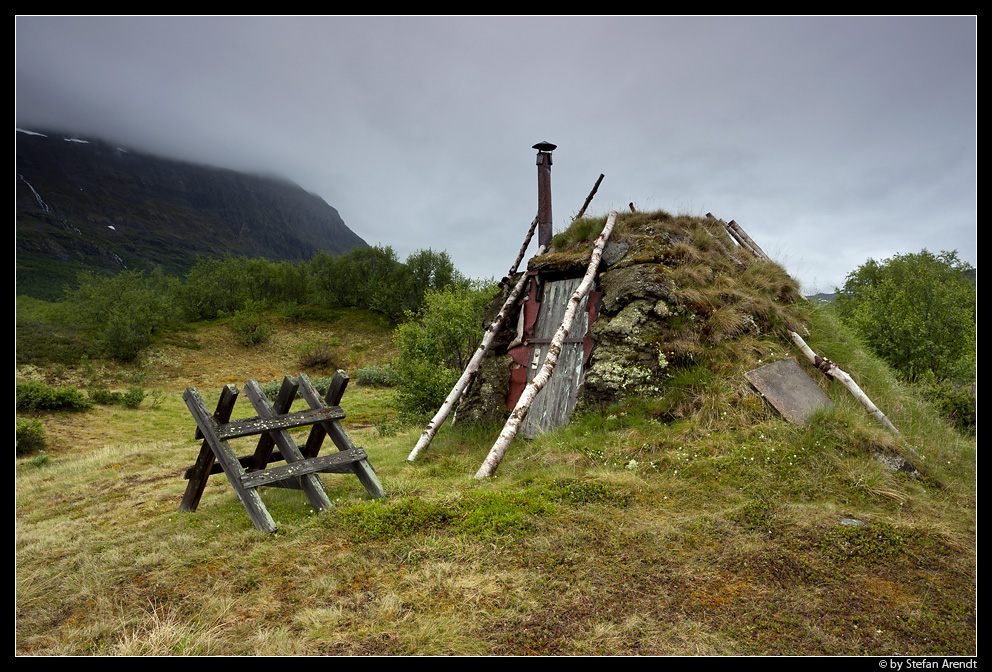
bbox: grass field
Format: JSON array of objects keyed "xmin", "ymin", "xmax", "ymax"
[{"xmin": 15, "ymin": 306, "xmax": 976, "ymax": 655}]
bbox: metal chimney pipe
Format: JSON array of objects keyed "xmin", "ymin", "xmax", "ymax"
[{"xmin": 533, "ymin": 141, "xmax": 556, "ymax": 249}]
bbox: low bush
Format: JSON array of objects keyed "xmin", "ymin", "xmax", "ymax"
[
  {"xmin": 229, "ymin": 300, "xmax": 272, "ymax": 346},
  {"xmin": 296, "ymin": 335, "xmax": 340, "ymax": 370},
  {"xmin": 122, "ymin": 386, "xmax": 146, "ymax": 409},
  {"xmin": 89, "ymin": 385, "xmax": 122, "ymax": 405},
  {"xmin": 16, "ymin": 381, "xmax": 94, "ymax": 412},
  {"xmin": 88, "ymin": 385, "xmax": 146, "ymax": 409},
  {"xmin": 278, "ymin": 300, "xmax": 312, "ymax": 323},
  {"xmin": 16, "ymin": 418, "xmax": 47, "ymax": 456},
  {"xmin": 918, "ymin": 377, "xmax": 976, "ymax": 435},
  {"xmin": 391, "ymin": 283, "xmax": 497, "ymax": 416},
  {"xmin": 355, "ymin": 365, "xmax": 397, "ymax": 387},
  {"xmin": 392, "ymin": 359, "xmax": 459, "ymax": 417}
]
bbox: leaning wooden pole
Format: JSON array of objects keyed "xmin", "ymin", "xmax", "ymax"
[
  {"xmin": 573, "ymin": 174, "xmax": 605, "ymax": 222},
  {"xmin": 727, "ymin": 220, "xmax": 771, "ymax": 262},
  {"xmin": 406, "ymin": 245, "xmax": 546, "ymax": 462},
  {"xmin": 786, "ymin": 324, "xmax": 922, "ymax": 461},
  {"xmin": 475, "ymin": 211, "xmax": 618, "ymax": 480}
]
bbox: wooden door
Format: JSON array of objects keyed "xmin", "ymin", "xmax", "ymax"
[{"xmin": 519, "ymin": 277, "xmax": 590, "ymax": 439}]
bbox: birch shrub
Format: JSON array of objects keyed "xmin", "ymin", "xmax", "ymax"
[
  {"xmin": 834, "ymin": 250, "xmax": 975, "ymax": 384},
  {"xmin": 391, "ymin": 282, "xmax": 497, "ymax": 416}
]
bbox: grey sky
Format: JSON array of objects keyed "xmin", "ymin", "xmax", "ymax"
[{"xmin": 15, "ymin": 16, "xmax": 976, "ymax": 294}]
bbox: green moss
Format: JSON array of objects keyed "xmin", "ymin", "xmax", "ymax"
[
  {"xmin": 336, "ymin": 498, "xmax": 456, "ymax": 542},
  {"xmin": 543, "ymin": 478, "xmax": 632, "ymax": 507},
  {"xmin": 819, "ymin": 522, "xmax": 949, "ymax": 565}
]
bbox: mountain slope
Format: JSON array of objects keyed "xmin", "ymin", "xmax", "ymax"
[{"xmin": 15, "ymin": 128, "xmax": 367, "ymax": 299}]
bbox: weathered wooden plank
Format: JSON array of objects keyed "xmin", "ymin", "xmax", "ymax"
[
  {"xmin": 297, "ymin": 372, "xmax": 386, "ymax": 499},
  {"xmin": 726, "ymin": 220, "xmax": 770, "ymax": 261},
  {"xmin": 243, "ymin": 380, "xmax": 333, "ymax": 513},
  {"xmin": 520, "ymin": 276, "xmax": 589, "ymax": 439},
  {"xmin": 240, "ymin": 448, "xmax": 368, "ymax": 489},
  {"xmin": 181, "ymin": 386, "xmax": 277, "ymax": 533},
  {"xmin": 180, "ymin": 383, "xmax": 238, "ymax": 513},
  {"xmin": 185, "ymin": 448, "xmax": 293, "ymax": 478},
  {"xmin": 250, "ymin": 375, "xmax": 299, "ymax": 471},
  {"xmin": 300, "ymin": 370, "xmax": 348, "ymax": 459},
  {"xmin": 216, "ymin": 405, "xmax": 344, "ymax": 441},
  {"xmin": 745, "ymin": 357, "xmax": 832, "ymax": 426}
]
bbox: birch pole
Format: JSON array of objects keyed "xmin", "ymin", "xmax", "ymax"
[
  {"xmin": 506, "ymin": 216, "xmax": 539, "ymax": 281},
  {"xmin": 405, "ymin": 245, "xmax": 546, "ymax": 462},
  {"xmin": 786, "ymin": 325, "xmax": 923, "ymax": 461},
  {"xmin": 405, "ymin": 215, "xmax": 542, "ymax": 462},
  {"xmin": 475, "ymin": 210, "xmax": 618, "ymax": 480}
]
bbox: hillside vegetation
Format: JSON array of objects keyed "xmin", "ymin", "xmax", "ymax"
[
  {"xmin": 15, "ymin": 214, "xmax": 976, "ymax": 656},
  {"xmin": 16, "ymin": 128, "xmax": 366, "ymax": 300}
]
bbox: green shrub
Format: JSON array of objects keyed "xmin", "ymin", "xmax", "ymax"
[
  {"xmin": 64, "ymin": 268, "xmax": 184, "ymax": 362},
  {"xmin": 392, "ymin": 359, "xmax": 460, "ymax": 417},
  {"xmin": 835, "ymin": 250, "xmax": 975, "ymax": 383},
  {"xmin": 278, "ymin": 300, "xmax": 311, "ymax": 323},
  {"xmin": 354, "ymin": 365, "xmax": 397, "ymax": 387},
  {"xmin": 122, "ymin": 386, "xmax": 146, "ymax": 409},
  {"xmin": 391, "ymin": 283, "xmax": 497, "ymax": 416},
  {"xmin": 260, "ymin": 379, "xmax": 285, "ymax": 403},
  {"xmin": 29, "ymin": 451, "xmax": 51, "ymax": 467},
  {"xmin": 16, "ymin": 381, "xmax": 94, "ymax": 412},
  {"xmin": 89, "ymin": 385, "xmax": 122, "ymax": 405},
  {"xmin": 230, "ymin": 300, "xmax": 272, "ymax": 346},
  {"xmin": 88, "ymin": 385, "xmax": 145, "ymax": 409},
  {"xmin": 917, "ymin": 376, "xmax": 976, "ymax": 435},
  {"xmin": 16, "ymin": 418, "xmax": 47, "ymax": 456}
]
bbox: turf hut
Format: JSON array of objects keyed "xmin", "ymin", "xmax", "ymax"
[{"xmin": 455, "ymin": 209, "xmax": 809, "ymax": 436}]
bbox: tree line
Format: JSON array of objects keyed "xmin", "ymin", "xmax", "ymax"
[{"xmin": 16, "ymin": 245, "xmax": 473, "ymax": 364}]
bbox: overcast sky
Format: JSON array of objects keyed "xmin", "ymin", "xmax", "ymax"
[{"xmin": 15, "ymin": 16, "xmax": 976, "ymax": 294}]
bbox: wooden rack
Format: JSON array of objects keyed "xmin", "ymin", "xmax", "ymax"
[{"xmin": 179, "ymin": 371, "xmax": 385, "ymax": 533}]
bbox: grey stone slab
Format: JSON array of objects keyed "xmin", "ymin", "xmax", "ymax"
[{"xmin": 745, "ymin": 357, "xmax": 832, "ymax": 425}]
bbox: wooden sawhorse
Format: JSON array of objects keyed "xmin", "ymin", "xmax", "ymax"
[{"xmin": 179, "ymin": 371, "xmax": 385, "ymax": 533}]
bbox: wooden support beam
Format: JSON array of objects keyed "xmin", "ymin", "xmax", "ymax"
[
  {"xmin": 180, "ymin": 383, "xmax": 238, "ymax": 513},
  {"xmin": 250, "ymin": 375, "xmax": 299, "ymax": 471},
  {"xmin": 215, "ymin": 406, "xmax": 345, "ymax": 441},
  {"xmin": 240, "ymin": 448, "xmax": 369, "ymax": 489},
  {"xmin": 573, "ymin": 174, "xmax": 604, "ymax": 222},
  {"xmin": 243, "ymin": 379, "xmax": 333, "ymax": 513},
  {"xmin": 725, "ymin": 219, "xmax": 770, "ymax": 262},
  {"xmin": 182, "ymin": 386, "xmax": 277, "ymax": 533}
]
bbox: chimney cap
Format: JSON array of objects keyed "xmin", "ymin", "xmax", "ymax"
[{"xmin": 532, "ymin": 141, "xmax": 557, "ymax": 152}]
